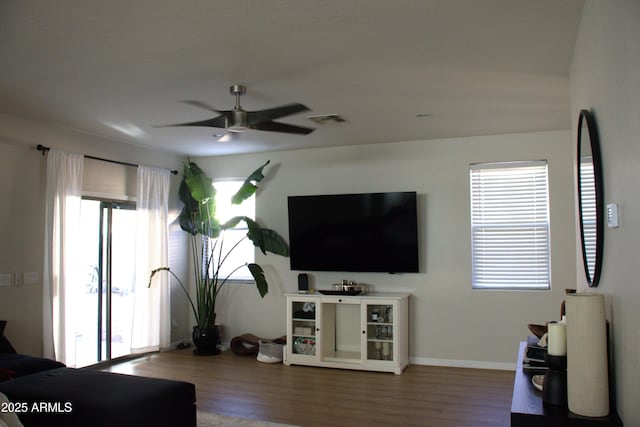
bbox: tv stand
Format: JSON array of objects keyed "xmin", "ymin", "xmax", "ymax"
[{"xmin": 284, "ymin": 292, "xmax": 409, "ymax": 374}]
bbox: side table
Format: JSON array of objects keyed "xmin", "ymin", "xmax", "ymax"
[{"xmin": 511, "ymin": 342, "xmax": 622, "ymax": 426}]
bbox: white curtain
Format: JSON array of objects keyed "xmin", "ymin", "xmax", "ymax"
[
  {"xmin": 43, "ymin": 149, "xmax": 84, "ymax": 366},
  {"xmin": 131, "ymin": 166, "xmax": 171, "ymax": 353}
]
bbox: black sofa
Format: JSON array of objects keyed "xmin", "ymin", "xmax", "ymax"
[{"xmin": 0, "ymin": 322, "xmax": 196, "ymax": 427}]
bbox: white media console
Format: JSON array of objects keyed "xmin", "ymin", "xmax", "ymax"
[{"xmin": 284, "ymin": 292, "xmax": 409, "ymax": 374}]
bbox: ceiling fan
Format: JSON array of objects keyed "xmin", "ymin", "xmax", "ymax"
[{"xmin": 158, "ymin": 84, "xmax": 315, "ymax": 139}]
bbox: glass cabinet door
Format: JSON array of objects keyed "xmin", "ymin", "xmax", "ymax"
[
  {"xmin": 290, "ymin": 300, "xmax": 317, "ymax": 357},
  {"xmin": 365, "ymin": 303, "xmax": 394, "ymax": 362}
]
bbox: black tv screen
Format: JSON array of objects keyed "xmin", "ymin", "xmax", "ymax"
[{"xmin": 287, "ymin": 192, "xmax": 419, "ymax": 273}]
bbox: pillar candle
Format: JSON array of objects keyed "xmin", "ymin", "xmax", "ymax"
[
  {"xmin": 566, "ymin": 293, "xmax": 609, "ymax": 417},
  {"xmin": 382, "ymin": 342, "xmax": 390, "ymax": 359},
  {"xmin": 547, "ymin": 321, "xmax": 567, "ymax": 356}
]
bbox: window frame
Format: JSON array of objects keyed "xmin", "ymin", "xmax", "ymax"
[{"xmin": 469, "ymin": 160, "xmax": 551, "ymax": 291}]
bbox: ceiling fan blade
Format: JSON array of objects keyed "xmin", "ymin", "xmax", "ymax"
[
  {"xmin": 252, "ymin": 121, "xmax": 315, "ymax": 135},
  {"xmin": 181, "ymin": 100, "xmax": 227, "ymax": 114},
  {"xmin": 154, "ymin": 115, "xmax": 227, "ymax": 129},
  {"xmin": 246, "ymin": 103, "xmax": 310, "ymax": 125}
]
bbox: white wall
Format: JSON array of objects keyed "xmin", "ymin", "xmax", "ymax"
[
  {"xmin": 196, "ymin": 129, "xmax": 576, "ymax": 367},
  {"xmin": 570, "ymin": 1, "xmax": 640, "ymax": 424},
  {"xmin": 0, "ymin": 113, "xmax": 190, "ymax": 355}
]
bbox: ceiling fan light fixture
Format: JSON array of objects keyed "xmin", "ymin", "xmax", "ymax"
[
  {"xmin": 228, "ymin": 108, "xmax": 248, "ymax": 132},
  {"xmin": 228, "ymin": 125, "xmax": 249, "ymax": 132}
]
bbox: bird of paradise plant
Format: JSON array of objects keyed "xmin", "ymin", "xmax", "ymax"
[{"xmin": 149, "ymin": 160, "xmax": 288, "ymax": 354}]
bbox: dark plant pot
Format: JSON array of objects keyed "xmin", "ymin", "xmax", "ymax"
[{"xmin": 192, "ymin": 325, "xmax": 220, "ymax": 356}]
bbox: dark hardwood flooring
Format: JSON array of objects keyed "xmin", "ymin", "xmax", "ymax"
[{"xmin": 105, "ymin": 349, "xmax": 514, "ymax": 427}]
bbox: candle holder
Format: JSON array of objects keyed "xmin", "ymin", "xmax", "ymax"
[{"xmin": 543, "ymin": 353, "xmax": 567, "ymax": 407}]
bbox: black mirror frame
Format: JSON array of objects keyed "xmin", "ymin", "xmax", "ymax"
[{"xmin": 577, "ymin": 109, "xmax": 604, "ymax": 287}]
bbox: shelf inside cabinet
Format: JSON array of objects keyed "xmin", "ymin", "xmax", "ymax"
[{"xmin": 324, "ymin": 350, "xmax": 361, "ymax": 364}]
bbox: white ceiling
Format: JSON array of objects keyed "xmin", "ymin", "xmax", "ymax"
[{"xmin": 0, "ymin": 0, "xmax": 584, "ymax": 157}]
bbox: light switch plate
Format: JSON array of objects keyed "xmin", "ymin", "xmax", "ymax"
[{"xmin": 607, "ymin": 203, "xmax": 620, "ymax": 228}]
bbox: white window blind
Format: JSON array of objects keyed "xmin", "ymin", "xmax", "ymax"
[{"xmin": 470, "ymin": 161, "xmax": 550, "ymax": 290}]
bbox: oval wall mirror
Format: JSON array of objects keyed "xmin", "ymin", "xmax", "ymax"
[{"xmin": 577, "ymin": 109, "xmax": 604, "ymax": 287}]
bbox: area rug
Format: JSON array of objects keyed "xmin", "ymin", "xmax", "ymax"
[{"xmin": 197, "ymin": 411, "xmax": 299, "ymax": 427}]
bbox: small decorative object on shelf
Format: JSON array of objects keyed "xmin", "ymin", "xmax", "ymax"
[
  {"xmin": 293, "ymin": 336, "xmax": 316, "ymax": 356},
  {"xmin": 382, "ymin": 342, "xmax": 391, "ymax": 360}
]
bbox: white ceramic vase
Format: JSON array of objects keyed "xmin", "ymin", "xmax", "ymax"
[{"xmin": 565, "ymin": 293, "xmax": 609, "ymax": 417}]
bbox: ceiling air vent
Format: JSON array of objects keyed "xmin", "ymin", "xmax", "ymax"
[{"xmin": 307, "ymin": 114, "xmax": 346, "ymax": 125}]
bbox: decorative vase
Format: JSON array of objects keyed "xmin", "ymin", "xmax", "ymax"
[
  {"xmin": 566, "ymin": 293, "xmax": 609, "ymax": 417},
  {"xmin": 192, "ymin": 325, "xmax": 220, "ymax": 356}
]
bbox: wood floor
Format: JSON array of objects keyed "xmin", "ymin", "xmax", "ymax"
[{"xmin": 105, "ymin": 349, "xmax": 515, "ymax": 427}]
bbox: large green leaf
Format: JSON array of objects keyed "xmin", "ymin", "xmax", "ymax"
[
  {"xmin": 242, "ymin": 216, "xmax": 266, "ymax": 254},
  {"xmin": 247, "ymin": 263, "xmax": 268, "ymax": 297},
  {"xmin": 260, "ymin": 228, "xmax": 290, "ymax": 257},
  {"xmin": 186, "ymin": 174, "xmax": 214, "ymax": 204},
  {"xmin": 178, "ymin": 178, "xmax": 199, "ymax": 213},
  {"xmin": 199, "ymin": 198, "xmax": 222, "ymax": 238},
  {"xmin": 231, "ymin": 216, "xmax": 289, "ymax": 257},
  {"xmin": 231, "ymin": 160, "xmax": 270, "ymax": 205},
  {"xmin": 179, "ymin": 162, "xmax": 220, "ymax": 237},
  {"xmin": 178, "ymin": 206, "xmax": 197, "ymax": 235}
]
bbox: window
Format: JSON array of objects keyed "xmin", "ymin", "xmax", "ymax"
[
  {"xmin": 204, "ymin": 180, "xmax": 256, "ymax": 282},
  {"xmin": 470, "ymin": 161, "xmax": 550, "ymax": 290}
]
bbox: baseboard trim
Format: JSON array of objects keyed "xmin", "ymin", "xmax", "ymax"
[{"xmin": 410, "ymin": 356, "xmax": 515, "ymax": 371}]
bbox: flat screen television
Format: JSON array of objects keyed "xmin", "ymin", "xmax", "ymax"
[{"xmin": 287, "ymin": 192, "xmax": 419, "ymax": 273}]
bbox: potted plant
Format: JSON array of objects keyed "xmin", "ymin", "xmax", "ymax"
[{"xmin": 149, "ymin": 160, "xmax": 289, "ymax": 355}]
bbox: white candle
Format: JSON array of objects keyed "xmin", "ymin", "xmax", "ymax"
[{"xmin": 547, "ymin": 321, "xmax": 567, "ymax": 356}]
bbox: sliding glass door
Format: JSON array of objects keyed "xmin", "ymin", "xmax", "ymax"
[{"xmin": 77, "ymin": 199, "xmax": 136, "ymax": 367}]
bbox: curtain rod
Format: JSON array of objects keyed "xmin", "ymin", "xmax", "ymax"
[{"xmin": 36, "ymin": 144, "xmax": 178, "ymax": 175}]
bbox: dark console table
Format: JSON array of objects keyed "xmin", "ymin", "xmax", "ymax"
[{"xmin": 511, "ymin": 342, "xmax": 623, "ymax": 426}]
